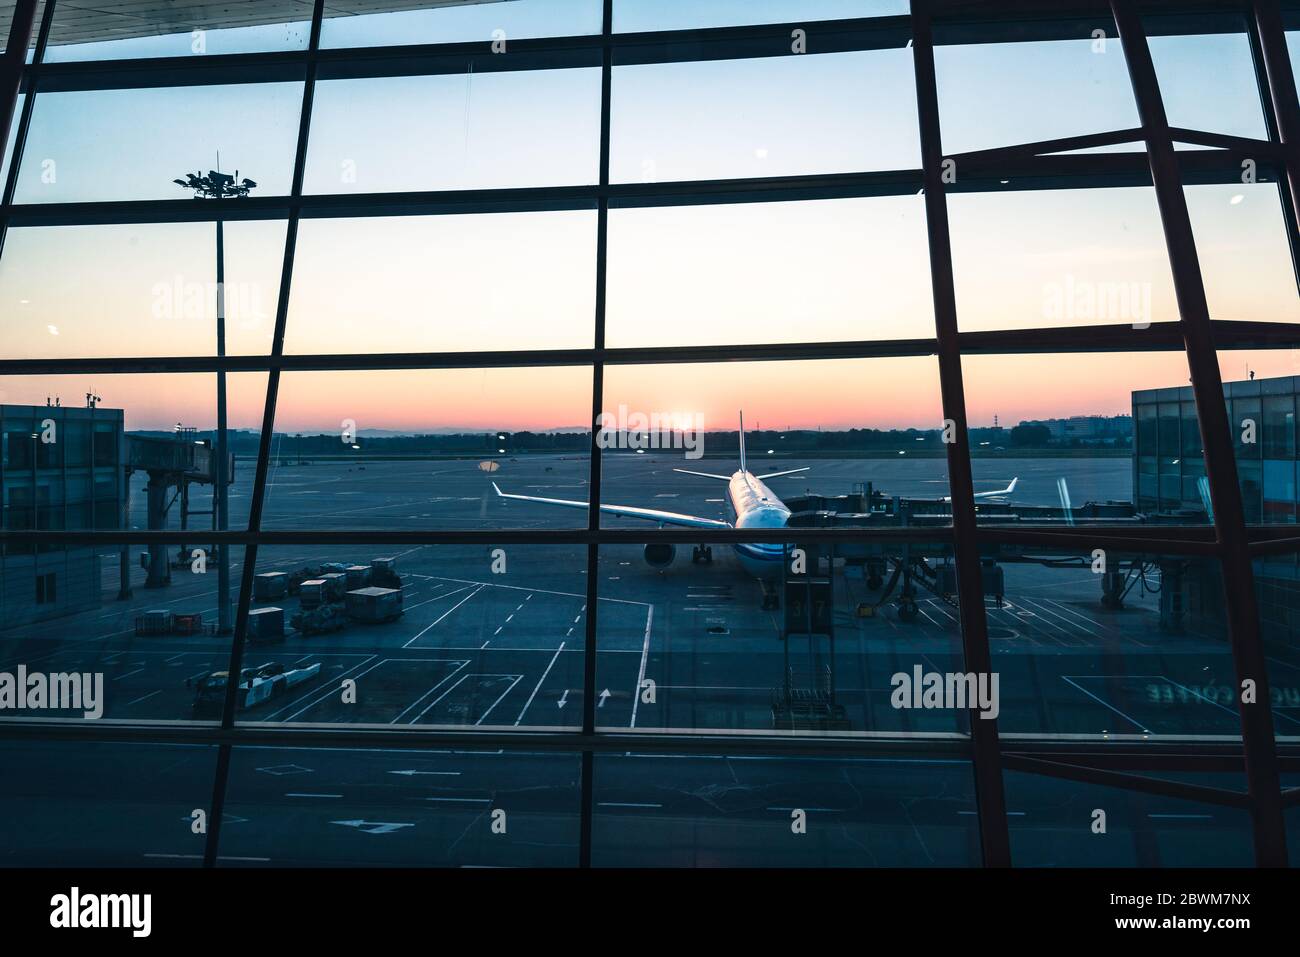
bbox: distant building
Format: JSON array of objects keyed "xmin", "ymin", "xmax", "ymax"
[
  {"xmin": 1132, "ymin": 375, "xmax": 1297, "ymax": 522},
  {"xmin": 1018, "ymin": 414, "xmax": 1133, "ymax": 444},
  {"xmin": 0, "ymin": 405, "xmax": 125, "ymax": 629}
]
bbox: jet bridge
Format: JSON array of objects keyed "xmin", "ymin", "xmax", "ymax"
[
  {"xmin": 125, "ymin": 434, "xmax": 233, "ymax": 590},
  {"xmin": 781, "ymin": 485, "xmax": 1214, "ymax": 634}
]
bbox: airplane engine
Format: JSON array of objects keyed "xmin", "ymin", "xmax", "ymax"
[{"xmin": 643, "ymin": 543, "xmax": 676, "ymax": 569}]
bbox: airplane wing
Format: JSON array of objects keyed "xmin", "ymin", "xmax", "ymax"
[
  {"xmin": 492, "ymin": 482, "xmax": 731, "ymax": 530},
  {"xmin": 672, "ymin": 468, "xmax": 733, "ymax": 481},
  {"xmin": 754, "ymin": 467, "xmax": 810, "ymax": 481},
  {"xmin": 946, "ymin": 477, "xmax": 1019, "ymax": 502}
]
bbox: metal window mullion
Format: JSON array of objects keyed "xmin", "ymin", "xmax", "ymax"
[
  {"xmin": 201, "ymin": 0, "xmax": 325, "ymax": 870},
  {"xmin": 578, "ymin": 0, "xmax": 614, "ymax": 873},
  {"xmin": 909, "ymin": 0, "xmax": 1011, "ymax": 868},
  {"xmin": 1111, "ymin": 0, "xmax": 1288, "ymax": 867},
  {"xmin": 0, "ymin": 0, "xmax": 43, "ymax": 263},
  {"xmin": 1251, "ymin": 0, "xmax": 1300, "ymax": 294}
]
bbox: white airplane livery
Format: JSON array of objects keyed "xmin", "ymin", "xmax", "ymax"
[{"xmin": 493, "ymin": 413, "xmax": 1017, "ymax": 581}]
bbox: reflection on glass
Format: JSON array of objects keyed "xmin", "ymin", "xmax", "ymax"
[
  {"xmin": 0, "ymin": 742, "xmax": 218, "ymax": 866},
  {"xmin": 321, "ymin": 0, "xmax": 601, "ymax": 48},
  {"xmin": 606, "ymin": 197, "xmax": 933, "ymax": 347},
  {"xmin": 989, "ymin": 555, "xmax": 1238, "ymax": 737},
  {"xmin": 593, "ymin": 755, "xmax": 979, "ymax": 866},
  {"xmin": 1005, "ymin": 771, "xmax": 1253, "ymax": 866},
  {"xmin": 43, "ymin": 8, "xmax": 309, "ymax": 62},
  {"xmin": 1253, "ymin": 555, "xmax": 1300, "ymax": 738},
  {"xmin": 614, "ymin": 0, "xmax": 906, "ymax": 33},
  {"xmin": 218, "ymin": 747, "xmax": 580, "ymax": 867}
]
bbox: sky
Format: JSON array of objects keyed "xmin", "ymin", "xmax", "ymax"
[{"xmin": 0, "ymin": 5, "xmax": 1296, "ymax": 432}]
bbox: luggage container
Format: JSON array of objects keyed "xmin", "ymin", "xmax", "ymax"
[
  {"xmin": 173, "ymin": 612, "xmax": 204, "ymax": 635},
  {"xmin": 371, "ymin": 557, "xmax": 401, "ymax": 588},
  {"xmin": 319, "ymin": 573, "xmax": 347, "ymax": 601},
  {"xmin": 247, "ymin": 606, "xmax": 285, "ymax": 643},
  {"xmin": 254, "ymin": 571, "xmax": 288, "ymax": 600},
  {"xmin": 135, "ymin": 609, "xmax": 173, "ymax": 636},
  {"xmin": 345, "ymin": 586, "xmax": 404, "ymax": 623},
  {"xmin": 345, "ymin": 565, "xmax": 372, "ymax": 589},
  {"xmin": 299, "ymin": 579, "xmax": 327, "ymax": 609}
]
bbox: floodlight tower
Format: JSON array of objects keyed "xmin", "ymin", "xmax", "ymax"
[{"xmin": 173, "ymin": 168, "xmax": 258, "ymax": 635}]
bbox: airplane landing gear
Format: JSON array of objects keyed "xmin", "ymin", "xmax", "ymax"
[
  {"xmin": 897, "ymin": 565, "xmax": 919, "ymax": 621},
  {"xmin": 866, "ymin": 559, "xmax": 885, "ymax": 591},
  {"xmin": 691, "ymin": 545, "xmax": 713, "ymax": 565}
]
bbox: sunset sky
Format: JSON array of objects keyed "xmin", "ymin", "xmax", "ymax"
[{"xmin": 0, "ymin": 17, "xmax": 1296, "ymax": 432}]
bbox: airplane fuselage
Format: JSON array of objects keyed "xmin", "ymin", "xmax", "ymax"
[{"xmin": 725, "ymin": 471, "xmax": 790, "ymax": 580}]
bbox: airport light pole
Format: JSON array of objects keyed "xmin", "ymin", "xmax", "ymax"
[{"xmin": 173, "ymin": 169, "xmax": 258, "ymax": 635}]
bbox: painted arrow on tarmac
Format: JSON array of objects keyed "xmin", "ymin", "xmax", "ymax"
[
  {"xmin": 557, "ymin": 689, "xmax": 570, "ymax": 709},
  {"xmin": 388, "ymin": 770, "xmax": 461, "ymax": 777},
  {"xmin": 598, "ymin": 689, "xmax": 611, "ymax": 708},
  {"xmin": 331, "ymin": 819, "xmax": 415, "ymax": 834}
]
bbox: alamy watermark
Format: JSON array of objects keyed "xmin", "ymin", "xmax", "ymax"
[
  {"xmin": 1043, "ymin": 273, "xmax": 1153, "ymax": 329},
  {"xmin": 891, "ymin": 665, "xmax": 1000, "ymax": 720},
  {"xmin": 596, "ymin": 405, "xmax": 705, "ymax": 459},
  {"xmin": 0, "ymin": 666, "xmax": 103, "ymax": 719}
]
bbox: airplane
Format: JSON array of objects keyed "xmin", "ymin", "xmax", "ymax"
[{"xmin": 492, "ymin": 413, "xmax": 1017, "ymax": 584}]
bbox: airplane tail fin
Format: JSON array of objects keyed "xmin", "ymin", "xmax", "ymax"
[{"xmin": 738, "ymin": 411, "xmax": 747, "ymax": 475}]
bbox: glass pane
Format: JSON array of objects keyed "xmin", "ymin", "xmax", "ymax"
[
  {"xmin": 217, "ymin": 747, "xmax": 580, "ymax": 866},
  {"xmin": 1149, "ymin": 26, "xmax": 1268, "ymax": 142},
  {"xmin": 987, "ymin": 552, "xmax": 1239, "ymax": 737},
  {"xmin": 1287, "ymin": 773, "xmax": 1300, "ymax": 867},
  {"xmin": 606, "ymin": 196, "xmax": 934, "ymax": 347},
  {"xmin": 0, "ymin": 221, "xmax": 287, "ymax": 358},
  {"xmin": 0, "ymin": 742, "xmax": 218, "ymax": 866},
  {"xmin": 262, "ymin": 368, "xmax": 592, "ymax": 530},
  {"xmin": 17, "ymin": 83, "xmax": 303, "ymax": 203},
  {"xmin": 236, "ymin": 545, "xmax": 586, "ymax": 731},
  {"xmin": 964, "ymin": 352, "xmax": 1206, "ymax": 524},
  {"xmin": 285, "ymin": 212, "xmax": 595, "ymax": 354},
  {"xmin": 0, "ymin": 372, "xmax": 266, "ymax": 723},
  {"xmin": 321, "ymin": 0, "xmax": 602, "ymax": 48},
  {"xmin": 0, "ymin": 543, "xmax": 251, "ymax": 723},
  {"xmin": 614, "ymin": 0, "xmax": 907, "ymax": 33},
  {"xmin": 935, "ymin": 23, "xmax": 1141, "ymax": 155},
  {"xmin": 597, "ymin": 357, "xmax": 950, "ymax": 527},
  {"xmin": 611, "ymin": 48, "xmax": 919, "ymax": 183},
  {"xmin": 593, "ymin": 755, "xmax": 980, "ymax": 866},
  {"xmin": 1254, "ymin": 553, "xmax": 1300, "ymax": 740},
  {"xmin": 1005, "ymin": 770, "xmax": 1253, "ymax": 866},
  {"xmin": 595, "ymin": 539, "xmax": 968, "ymax": 735},
  {"xmin": 44, "ymin": 2, "xmax": 309, "ymax": 61},
  {"xmin": 948, "ymin": 187, "xmax": 1177, "ymax": 333},
  {"xmin": 1179, "ymin": 352, "xmax": 1300, "ymax": 525},
  {"xmin": 1187, "ymin": 183, "xmax": 1300, "ymax": 324},
  {"xmin": 303, "ymin": 69, "xmax": 601, "ymax": 193}
]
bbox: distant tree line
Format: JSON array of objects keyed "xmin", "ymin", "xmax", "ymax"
[{"xmin": 128, "ymin": 425, "xmax": 1133, "ymax": 456}]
